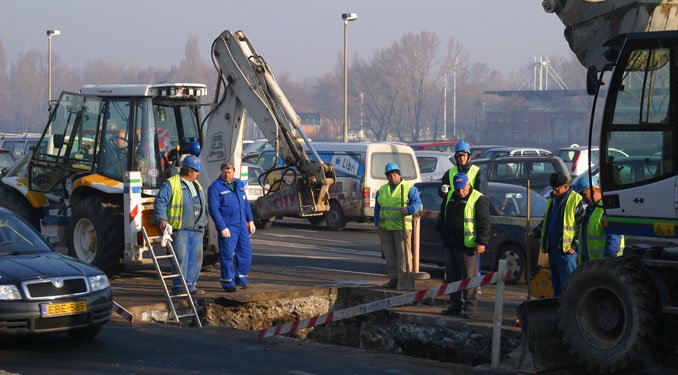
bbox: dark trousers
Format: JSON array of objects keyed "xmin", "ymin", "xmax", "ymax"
[{"xmin": 445, "ymin": 246, "xmax": 478, "ymax": 312}]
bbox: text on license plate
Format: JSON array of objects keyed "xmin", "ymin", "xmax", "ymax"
[{"xmin": 40, "ymin": 301, "xmax": 88, "ymax": 317}]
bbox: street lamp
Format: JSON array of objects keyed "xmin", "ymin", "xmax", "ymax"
[
  {"xmin": 342, "ymin": 12, "xmax": 357, "ymax": 142},
  {"xmin": 47, "ymin": 29, "xmax": 61, "ymax": 109}
]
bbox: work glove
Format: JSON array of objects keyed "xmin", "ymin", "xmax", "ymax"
[
  {"xmin": 247, "ymin": 221, "xmax": 256, "ymax": 235},
  {"xmin": 440, "ymin": 184, "xmax": 450, "ymax": 194},
  {"xmin": 161, "ymin": 224, "xmax": 173, "ymax": 247},
  {"xmin": 221, "ymin": 228, "xmax": 231, "ymax": 238}
]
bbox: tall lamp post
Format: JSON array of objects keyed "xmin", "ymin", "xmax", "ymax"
[
  {"xmin": 342, "ymin": 12, "xmax": 357, "ymax": 142},
  {"xmin": 47, "ymin": 29, "xmax": 61, "ymax": 109}
]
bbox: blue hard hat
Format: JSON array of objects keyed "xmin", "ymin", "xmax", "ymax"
[
  {"xmin": 182, "ymin": 137, "xmax": 201, "ymax": 157},
  {"xmin": 384, "ymin": 162, "xmax": 400, "ymax": 175},
  {"xmin": 455, "ymin": 140, "xmax": 471, "ymax": 154},
  {"xmin": 182, "ymin": 154, "xmax": 202, "ymax": 172},
  {"xmin": 572, "ymin": 173, "xmax": 599, "ymax": 193}
]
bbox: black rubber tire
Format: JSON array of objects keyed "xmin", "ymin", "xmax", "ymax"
[
  {"xmin": 0, "ymin": 185, "xmax": 42, "ymax": 230},
  {"xmin": 254, "ymin": 218, "xmax": 274, "ymax": 230},
  {"xmin": 325, "ymin": 200, "xmax": 346, "ymax": 231},
  {"xmin": 558, "ymin": 257, "xmax": 667, "ymax": 373},
  {"xmin": 307, "ymin": 215, "xmax": 325, "ymax": 225},
  {"xmin": 66, "ymin": 195, "xmax": 123, "ymax": 275},
  {"xmin": 498, "ymin": 245, "xmax": 525, "ymax": 284},
  {"xmin": 67, "ymin": 325, "xmax": 103, "ymax": 340}
]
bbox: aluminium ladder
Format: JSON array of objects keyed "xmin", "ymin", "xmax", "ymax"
[{"xmin": 141, "ymin": 227, "xmax": 202, "ymax": 327}]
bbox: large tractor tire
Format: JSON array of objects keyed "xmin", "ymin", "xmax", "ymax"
[
  {"xmin": 66, "ymin": 195, "xmax": 123, "ymax": 275},
  {"xmin": 558, "ymin": 256, "xmax": 670, "ymax": 373},
  {"xmin": 0, "ymin": 185, "xmax": 42, "ymax": 230}
]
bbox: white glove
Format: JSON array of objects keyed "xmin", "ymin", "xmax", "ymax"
[
  {"xmin": 248, "ymin": 221, "xmax": 256, "ymax": 235},
  {"xmin": 440, "ymin": 184, "xmax": 450, "ymax": 194},
  {"xmin": 221, "ymin": 228, "xmax": 231, "ymax": 238},
  {"xmin": 161, "ymin": 224, "xmax": 173, "ymax": 247}
]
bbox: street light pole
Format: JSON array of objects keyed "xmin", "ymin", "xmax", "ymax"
[
  {"xmin": 342, "ymin": 12, "xmax": 357, "ymax": 143},
  {"xmin": 442, "ymin": 70, "xmax": 448, "ymax": 140},
  {"xmin": 47, "ymin": 29, "xmax": 61, "ymax": 109}
]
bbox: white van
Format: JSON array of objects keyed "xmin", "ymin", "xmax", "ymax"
[{"xmin": 253, "ymin": 142, "xmax": 421, "ymax": 230}]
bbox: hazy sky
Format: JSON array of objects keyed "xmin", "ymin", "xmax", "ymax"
[{"xmin": 0, "ymin": 0, "xmax": 574, "ymax": 81}]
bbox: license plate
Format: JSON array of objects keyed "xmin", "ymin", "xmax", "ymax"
[
  {"xmin": 40, "ymin": 301, "xmax": 88, "ymax": 317},
  {"xmin": 654, "ymin": 222, "xmax": 675, "ymax": 237}
]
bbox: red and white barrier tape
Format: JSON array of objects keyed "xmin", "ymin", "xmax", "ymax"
[
  {"xmin": 258, "ymin": 269, "xmax": 511, "ymax": 339},
  {"xmin": 113, "ymin": 301, "xmax": 134, "ymax": 323}
]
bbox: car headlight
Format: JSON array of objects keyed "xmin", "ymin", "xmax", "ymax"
[
  {"xmin": 88, "ymin": 274, "xmax": 110, "ymax": 292},
  {"xmin": 0, "ymin": 285, "xmax": 21, "ymax": 300}
]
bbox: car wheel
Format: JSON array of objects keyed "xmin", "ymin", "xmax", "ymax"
[
  {"xmin": 66, "ymin": 195, "xmax": 123, "ymax": 275},
  {"xmin": 254, "ymin": 218, "xmax": 274, "ymax": 230},
  {"xmin": 498, "ymin": 245, "xmax": 525, "ymax": 284},
  {"xmin": 325, "ymin": 200, "xmax": 346, "ymax": 231},
  {"xmin": 0, "ymin": 185, "xmax": 42, "ymax": 230},
  {"xmin": 307, "ymin": 215, "xmax": 325, "ymax": 225},
  {"xmin": 68, "ymin": 325, "xmax": 103, "ymax": 340}
]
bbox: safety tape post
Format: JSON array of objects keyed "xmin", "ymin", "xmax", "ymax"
[
  {"xmin": 113, "ymin": 301, "xmax": 134, "ymax": 323},
  {"xmin": 258, "ymin": 269, "xmax": 512, "ymax": 339}
]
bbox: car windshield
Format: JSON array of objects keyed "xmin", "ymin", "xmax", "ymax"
[
  {"xmin": 0, "ymin": 152, "xmax": 15, "ymax": 169},
  {"xmin": 487, "ymin": 186, "xmax": 547, "ymax": 217},
  {"xmin": 0, "ymin": 214, "xmax": 51, "ymax": 255}
]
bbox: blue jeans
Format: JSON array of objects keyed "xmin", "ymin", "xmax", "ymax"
[
  {"xmin": 171, "ymin": 229, "xmax": 204, "ymax": 292},
  {"xmin": 548, "ymin": 251, "xmax": 577, "ymax": 297}
]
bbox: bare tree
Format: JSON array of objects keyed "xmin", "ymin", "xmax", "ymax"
[{"xmin": 8, "ymin": 50, "xmax": 46, "ymax": 132}]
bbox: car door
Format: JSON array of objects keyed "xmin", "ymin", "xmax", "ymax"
[{"xmin": 415, "ymin": 182, "xmax": 445, "ymax": 265}]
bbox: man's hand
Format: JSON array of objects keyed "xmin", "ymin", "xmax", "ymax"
[
  {"xmin": 401, "ymin": 207, "xmax": 408, "ymax": 215},
  {"xmin": 159, "ymin": 220, "xmax": 168, "ymax": 230},
  {"xmin": 567, "ymin": 248, "xmax": 576, "ymax": 254},
  {"xmin": 221, "ymin": 228, "xmax": 231, "ymax": 238},
  {"xmin": 476, "ymin": 244, "xmax": 486, "ymax": 254},
  {"xmin": 247, "ymin": 221, "xmax": 256, "ymax": 235}
]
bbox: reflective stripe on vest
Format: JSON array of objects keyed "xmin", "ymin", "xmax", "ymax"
[
  {"xmin": 166, "ymin": 175, "xmax": 204, "ymax": 229},
  {"xmin": 541, "ymin": 190, "xmax": 582, "ymax": 253},
  {"xmin": 445, "ymin": 188, "xmax": 483, "ymax": 247},
  {"xmin": 377, "ymin": 181, "xmax": 413, "ymax": 230},
  {"xmin": 581, "ymin": 206, "xmax": 624, "ymax": 261},
  {"xmin": 448, "ymin": 165, "xmax": 480, "ymax": 188}
]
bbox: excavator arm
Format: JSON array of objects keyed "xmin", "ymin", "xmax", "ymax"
[{"xmin": 200, "ymin": 30, "xmax": 334, "ymax": 220}]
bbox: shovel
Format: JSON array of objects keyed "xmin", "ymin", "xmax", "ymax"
[{"xmin": 397, "ymin": 184, "xmax": 416, "ymax": 291}]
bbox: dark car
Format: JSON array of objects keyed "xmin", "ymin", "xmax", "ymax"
[
  {"xmin": 416, "ymin": 181, "xmax": 545, "ymax": 284},
  {"xmin": 0, "ymin": 207, "xmax": 112, "ymax": 338},
  {"xmin": 470, "ymin": 155, "xmax": 570, "ymax": 192}
]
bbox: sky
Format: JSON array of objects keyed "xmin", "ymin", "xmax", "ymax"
[{"xmin": 0, "ymin": 0, "xmax": 575, "ymax": 82}]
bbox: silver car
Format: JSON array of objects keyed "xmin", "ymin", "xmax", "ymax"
[{"xmin": 415, "ymin": 150, "xmax": 455, "ymax": 181}]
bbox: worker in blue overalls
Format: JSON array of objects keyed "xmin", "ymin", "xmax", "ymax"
[{"xmin": 207, "ymin": 161, "xmax": 257, "ymax": 292}]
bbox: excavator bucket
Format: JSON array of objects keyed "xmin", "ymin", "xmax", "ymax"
[{"xmin": 516, "ymin": 298, "xmax": 577, "ymax": 373}]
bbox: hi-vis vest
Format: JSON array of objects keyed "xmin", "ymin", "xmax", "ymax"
[
  {"xmin": 580, "ymin": 205, "xmax": 625, "ymax": 261},
  {"xmin": 445, "ymin": 188, "xmax": 484, "ymax": 247},
  {"xmin": 449, "ymin": 165, "xmax": 480, "ymax": 188},
  {"xmin": 167, "ymin": 174, "xmax": 204, "ymax": 228},
  {"xmin": 541, "ymin": 190, "xmax": 582, "ymax": 253},
  {"xmin": 377, "ymin": 181, "xmax": 413, "ymax": 231}
]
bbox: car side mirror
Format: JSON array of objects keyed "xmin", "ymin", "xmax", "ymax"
[{"xmin": 586, "ymin": 66, "xmax": 601, "ymax": 95}]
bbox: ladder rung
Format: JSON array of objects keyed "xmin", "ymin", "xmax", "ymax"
[
  {"xmin": 155, "ymin": 254, "xmax": 175, "ymax": 259},
  {"xmin": 171, "ymin": 293, "xmax": 190, "ymax": 298},
  {"xmin": 162, "ymin": 274, "xmax": 181, "ymax": 280},
  {"xmin": 176, "ymin": 313, "xmax": 199, "ymax": 319}
]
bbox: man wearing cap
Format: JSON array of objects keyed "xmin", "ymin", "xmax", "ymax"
[
  {"xmin": 153, "ymin": 154, "xmax": 208, "ymax": 295},
  {"xmin": 374, "ymin": 162, "xmax": 422, "ymax": 288},
  {"xmin": 437, "ymin": 172, "xmax": 490, "ymax": 318},
  {"xmin": 573, "ymin": 175, "xmax": 624, "ymax": 262},
  {"xmin": 208, "ymin": 161, "xmax": 257, "ymax": 293},
  {"xmin": 530, "ymin": 171, "xmax": 585, "ymax": 297},
  {"xmin": 440, "ymin": 140, "xmax": 486, "ymax": 197}
]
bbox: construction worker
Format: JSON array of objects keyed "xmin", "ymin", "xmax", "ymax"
[
  {"xmin": 207, "ymin": 161, "xmax": 257, "ymax": 293},
  {"xmin": 573, "ymin": 175, "xmax": 624, "ymax": 262},
  {"xmin": 440, "ymin": 140, "xmax": 485, "ymax": 197},
  {"xmin": 530, "ymin": 171, "xmax": 585, "ymax": 297},
  {"xmin": 437, "ymin": 173, "xmax": 490, "ymax": 318},
  {"xmin": 374, "ymin": 162, "xmax": 422, "ymax": 288},
  {"xmin": 153, "ymin": 154, "xmax": 207, "ymax": 295}
]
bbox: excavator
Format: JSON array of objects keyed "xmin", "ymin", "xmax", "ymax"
[
  {"xmin": 518, "ymin": 1, "xmax": 678, "ymax": 373},
  {"xmin": 0, "ymin": 30, "xmax": 334, "ymax": 274}
]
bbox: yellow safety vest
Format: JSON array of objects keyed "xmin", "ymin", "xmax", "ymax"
[
  {"xmin": 166, "ymin": 174, "xmax": 204, "ymax": 228},
  {"xmin": 580, "ymin": 205, "xmax": 624, "ymax": 262},
  {"xmin": 448, "ymin": 165, "xmax": 480, "ymax": 188},
  {"xmin": 377, "ymin": 181, "xmax": 413, "ymax": 231},
  {"xmin": 445, "ymin": 188, "xmax": 483, "ymax": 247},
  {"xmin": 540, "ymin": 191, "xmax": 582, "ymax": 253}
]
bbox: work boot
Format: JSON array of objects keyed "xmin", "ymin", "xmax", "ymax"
[
  {"xmin": 223, "ymin": 286, "xmax": 237, "ymax": 293},
  {"xmin": 240, "ymin": 284, "xmax": 249, "ymax": 289},
  {"xmin": 441, "ymin": 308, "xmax": 461, "ymax": 316},
  {"xmin": 382, "ymin": 279, "xmax": 398, "ymax": 288},
  {"xmin": 461, "ymin": 309, "xmax": 476, "ymax": 319}
]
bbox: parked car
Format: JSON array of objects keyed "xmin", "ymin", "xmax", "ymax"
[
  {"xmin": 470, "ymin": 145, "xmax": 507, "ymax": 160},
  {"xmin": 0, "ymin": 133, "xmax": 41, "ymax": 159},
  {"xmin": 242, "ymin": 162, "xmax": 266, "ymax": 202},
  {"xmin": 470, "ymin": 155, "xmax": 570, "ymax": 192},
  {"xmin": 415, "ymin": 150, "xmax": 455, "ymax": 181},
  {"xmin": 416, "ymin": 181, "xmax": 544, "ymax": 284},
  {"xmin": 479, "ymin": 147, "xmax": 552, "ymax": 159},
  {"xmin": 409, "ymin": 141, "xmax": 467, "ymax": 153},
  {"xmin": 243, "ymin": 139, "xmax": 270, "ymax": 156},
  {"xmin": 0, "ymin": 149, "xmax": 16, "ymax": 177},
  {"xmin": 553, "ymin": 145, "xmax": 629, "ymax": 177},
  {"xmin": 0, "ymin": 207, "xmax": 113, "ymax": 338}
]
